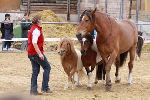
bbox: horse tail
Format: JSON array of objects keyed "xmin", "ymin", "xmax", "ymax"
[
  {"xmin": 136, "ymin": 36, "xmax": 144, "ymax": 58},
  {"xmin": 119, "ymin": 51, "xmax": 128, "ymax": 67},
  {"xmin": 96, "ymin": 61, "xmax": 105, "ymax": 80}
]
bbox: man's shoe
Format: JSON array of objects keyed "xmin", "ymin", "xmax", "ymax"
[
  {"xmin": 30, "ymin": 91, "xmax": 43, "ymax": 95},
  {"xmin": 42, "ymin": 88, "xmax": 52, "ymax": 94}
]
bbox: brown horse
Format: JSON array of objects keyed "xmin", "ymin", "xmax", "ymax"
[
  {"xmin": 81, "ymin": 34, "xmax": 106, "ymax": 87},
  {"xmin": 58, "ymin": 38, "xmax": 84, "ymax": 90},
  {"xmin": 76, "ymin": 8, "xmax": 140, "ymax": 91}
]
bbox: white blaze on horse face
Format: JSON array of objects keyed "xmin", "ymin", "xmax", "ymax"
[
  {"xmin": 82, "ymin": 38, "xmax": 86, "ymax": 45},
  {"xmin": 82, "ymin": 16, "xmax": 85, "ymax": 21},
  {"xmin": 79, "ymin": 16, "xmax": 87, "ymax": 36}
]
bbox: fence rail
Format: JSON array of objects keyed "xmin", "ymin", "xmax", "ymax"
[{"xmin": 0, "ymin": 38, "xmax": 150, "ymax": 44}]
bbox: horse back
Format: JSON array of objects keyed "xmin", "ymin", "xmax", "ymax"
[{"xmin": 117, "ymin": 20, "xmax": 138, "ymax": 53}]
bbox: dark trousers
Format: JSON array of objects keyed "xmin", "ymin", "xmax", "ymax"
[
  {"xmin": 2, "ymin": 41, "xmax": 11, "ymax": 49},
  {"xmin": 28, "ymin": 54, "xmax": 51, "ymax": 93}
]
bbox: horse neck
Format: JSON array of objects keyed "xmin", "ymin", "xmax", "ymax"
[
  {"xmin": 94, "ymin": 12, "xmax": 112, "ymax": 40},
  {"xmin": 91, "ymin": 41, "xmax": 99, "ymax": 52}
]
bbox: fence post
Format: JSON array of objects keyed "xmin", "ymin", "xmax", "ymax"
[
  {"xmin": 77, "ymin": 0, "xmax": 81, "ymax": 22},
  {"xmin": 136, "ymin": 0, "xmax": 140, "ymax": 24},
  {"xmin": 67, "ymin": 0, "xmax": 71, "ymax": 21},
  {"xmin": 27, "ymin": 0, "xmax": 31, "ymax": 15},
  {"xmin": 105, "ymin": 0, "xmax": 108, "ymax": 13},
  {"xmin": 119, "ymin": 0, "xmax": 124, "ymax": 20}
]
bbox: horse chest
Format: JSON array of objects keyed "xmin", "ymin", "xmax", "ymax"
[
  {"xmin": 62, "ymin": 55, "xmax": 77, "ymax": 65},
  {"xmin": 96, "ymin": 40, "xmax": 113, "ymax": 57}
]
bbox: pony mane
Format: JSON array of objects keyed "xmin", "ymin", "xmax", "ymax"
[{"xmin": 59, "ymin": 37, "xmax": 75, "ymax": 54}]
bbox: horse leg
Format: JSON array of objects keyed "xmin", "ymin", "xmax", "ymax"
[
  {"xmin": 69, "ymin": 67, "xmax": 77, "ymax": 89},
  {"xmin": 74, "ymin": 72, "xmax": 81, "ymax": 87},
  {"xmin": 105, "ymin": 51, "xmax": 117, "ymax": 91},
  {"xmin": 94, "ymin": 65, "xmax": 98, "ymax": 84},
  {"xmin": 85, "ymin": 67, "xmax": 93, "ymax": 90},
  {"xmin": 115, "ymin": 57, "xmax": 121, "ymax": 83},
  {"xmin": 128, "ymin": 46, "xmax": 136, "ymax": 84},
  {"xmin": 63, "ymin": 66, "xmax": 71, "ymax": 90}
]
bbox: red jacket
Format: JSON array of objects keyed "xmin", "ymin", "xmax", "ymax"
[{"xmin": 27, "ymin": 24, "xmax": 44, "ymax": 55}]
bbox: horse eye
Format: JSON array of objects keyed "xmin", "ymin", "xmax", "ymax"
[{"xmin": 85, "ymin": 19, "xmax": 89, "ymax": 22}]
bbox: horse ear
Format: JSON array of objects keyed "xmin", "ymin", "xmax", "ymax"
[{"xmin": 92, "ymin": 8, "xmax": 97, "ymax": 15}]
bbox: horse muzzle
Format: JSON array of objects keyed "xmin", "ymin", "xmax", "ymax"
[
  {"xmin": 76, "ymin": 33, "xmax": 83, "ymax": 42},
  {"xmin": 58, "ymin": 50, "xmax": 65, "ymax": 56},
  {"xmin": 81, "ymin": 50, "xmax": 86, "ymax": 56}
]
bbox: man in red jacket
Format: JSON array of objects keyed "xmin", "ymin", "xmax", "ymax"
[{"xmin": 28, "ymin": 15, "xmax": 51, "ymax": 95}]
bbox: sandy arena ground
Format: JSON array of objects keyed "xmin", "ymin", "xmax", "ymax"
[{"xmin": 0, "ymin": 52, "xmax": 150, "ymax": 100}]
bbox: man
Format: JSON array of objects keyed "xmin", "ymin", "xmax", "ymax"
[
  {"xmin": 28, "ymin": 15, "xmax": 52, "ymax": 95},
  {"xmin": 1, "ymin": 14, "xmax": 13, "ymax": 51},
  {"xmin": 21, "ymin": 12, "xmax": 31, "ymax": 50}
]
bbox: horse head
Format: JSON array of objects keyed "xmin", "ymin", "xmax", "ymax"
[
  {"xmin": 58, "ymin": 38, "xmax": 73, "ymax": 57},
  {"xmin": 76, "ymin": 8, "xmax": 97, "ymax": 40},
  {"xmin": 80, "ymin": 34, "xmax": 94, "ymax": 55}
]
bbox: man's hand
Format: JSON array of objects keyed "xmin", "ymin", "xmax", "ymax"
[{"xmin": 38, "ymin": 53, "xmax": 44, "ymax": 60}]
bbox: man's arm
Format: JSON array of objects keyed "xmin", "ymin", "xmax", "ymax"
[{"xmin": 32, "ymin": 28, "xmax": 44, "ymax": 60}]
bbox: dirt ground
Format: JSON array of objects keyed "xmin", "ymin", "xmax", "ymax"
[{"xmin": 0, "ymin": 52, "xmax": 150, "ymax": 100}]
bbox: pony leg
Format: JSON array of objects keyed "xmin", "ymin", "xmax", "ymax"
[
  {"xmin": 74, "ymin": 72, "xmax": 81, "ymax": 86},
  {"xmin": 105, "ymin": 51, "xmax": 117, "ymax": 91},
  {"xmin": 128, "ymin": 46, "xmax": 136, "ymax": 84},
  {"xmin": 94, "ymin": 65, "xmax": 98, "ymax": 84},
  {"xmin": 115, "ymin": 58, "xmax": 121, "ymax": 83},
  {"xmin": 85, "ymin": 67, "xmax": 93, "ymax": 89},
  {"xmin": 69, "ymin": 67, "xmax": 77, "ymax": 89},
  {"xmin": 87, "ymin": 72, "xmax": 93, "ymax": 90},
  {"xmin": 63, "ymin": 65, "xmax": 71, "ymax": 90}
]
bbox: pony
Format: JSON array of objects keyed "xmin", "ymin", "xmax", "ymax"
[
  {"xmin": 137, "ymin": 31, "xmax": 144, "ymax": 58},
  {"xmin": 76, "ymin": 8, "xmax": 142, "ymax": 91},
  {"xmin": 57, "ymin": 38, "xmax": 84, "ymax": 90},
  {"xmin": 80, "ymin": 34, "xmax": 106, "ymax": 87},
  {"xmin": 58, "ymin": 37, "xmax": 104, "ymax": 90}
]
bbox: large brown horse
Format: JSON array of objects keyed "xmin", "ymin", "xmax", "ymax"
[{"xmin": 76, "ymin": 9, "xmax": 140, "ymax": 91}]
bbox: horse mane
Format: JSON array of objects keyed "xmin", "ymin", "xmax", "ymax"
[
  {"xmin": 80, "ymin": 9, "xmax": 95, "ymax": 22},
  {"xmin": 59, "ymin": 37, "xmax": 76, "ymax": 54}
]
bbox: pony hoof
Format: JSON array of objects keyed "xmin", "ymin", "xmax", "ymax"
[
  {"xmin": 94, "ymin": 81, "xmax": 98, "ymax": 84},
  {"xmin": 105, "ymin": 85, "xmax": 112, "ymax": 92},
  {"xmin": 87, "ymin": 87, "xmax": 92, "ymax": 90},
  {"xmin": 128, "ymin": 82, "xmax": 132, "ymax": 85},
  {"xmin": 115, "ymin": 79, "xmax": 121, "ymax": 83}
]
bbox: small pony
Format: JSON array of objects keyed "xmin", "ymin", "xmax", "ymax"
[
  {"xmin": 58, "ymin": 38, "xmax": 84, "ymax": 90},
  {"xmin": 137, "ymin": 31, "xmax": 144, "ymax": 58},
  {"xmin": 80, "ymin": 34, "xmax": 105, "ymax": 88}
]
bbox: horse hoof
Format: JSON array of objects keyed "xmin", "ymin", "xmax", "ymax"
[
  {"xmin": 128, "ymin": 82, "xmax": 132, "ymax": 85},
  {"xmin": 115, "ymin": 79, "xmax": 121, "ymax": 83},
  {"xmin": 87, "ymin": 87, "xmax": 92, "ymax": 90},
  {"xmin": 105, "ymin": 85, "xmax": 112, "ymax": 92},
  {"xmin": 94, "ymin": 81, "xmax": 98, "ymax": 84}
]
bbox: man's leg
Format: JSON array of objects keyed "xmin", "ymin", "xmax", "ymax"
[
  {"xmin": 33, "ymin": 55, "xmax": 51, "ymax": 92},
  {"xmin": 29, "ymin": 56, "xmax": 40, "ymax": 95}
]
